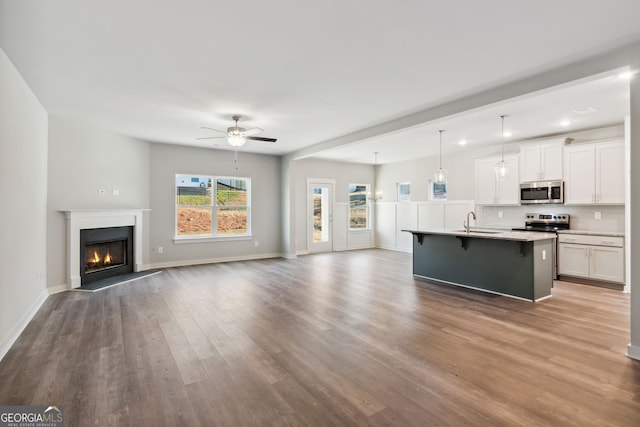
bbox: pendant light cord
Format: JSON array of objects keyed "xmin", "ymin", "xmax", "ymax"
[
  {"xmin": 500, "ymin": 115, "xmax": 506, "ymax": 161},
  {"xmin": 438, "ymin": 130, "xmax": 444, "ymax": 169}
]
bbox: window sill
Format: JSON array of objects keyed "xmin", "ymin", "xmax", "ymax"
[
  {"xmin": 349, "ymin": 229, "xmax": 372, "ymax": 233},
  {"xmin": 173, "ymin": 235, "xmax": 253, "ymax": 244}
]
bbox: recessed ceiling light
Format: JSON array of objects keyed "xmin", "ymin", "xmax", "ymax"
[
  {"xmin": 503, "ymin": 131, "xmax": 512, "ymax": 138},
  {"xmin": 617, "ymin": 71, "xmax": 634, "ymax": 80},
  {"xmin": 573, "ymin": 106, "xmax": 597, "ymax": 115},
  {"xmin": 458, "ymin": 139, "xmax": 467, "ymax": 146},
  {"xmin": 560, "ymin": 120, "xmax": 571, "ymax": 127}
]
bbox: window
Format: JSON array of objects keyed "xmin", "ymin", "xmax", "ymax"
[
  {"xmin": 176, "ymin": 174, "xmax": 250, "ymax": 238},
  {"xmin": 429, "ymin": 180, "xmax": 447, "ymax": 200},
  {"xmin": 397, "ymin": 182, "xmax": 411, "ymax": 201},
  {"xmin": 349, "ymin": 183, "xmax": 369, "ymax": 230}
]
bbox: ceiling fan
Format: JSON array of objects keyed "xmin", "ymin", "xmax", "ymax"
[{"xmin": 197, "ymin": 115, "xmax": 277, "ymax": 147}]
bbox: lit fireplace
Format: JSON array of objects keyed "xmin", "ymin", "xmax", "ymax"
[
  {"xmin": 80, "ymin": 226, "xmax": 133, "ymax": 286},
  {"xmin": 84, "ymin": 240, "xmax": 126, "ymax": 272}
]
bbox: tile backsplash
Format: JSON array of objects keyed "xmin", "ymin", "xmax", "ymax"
[{"xmin": 478, "ymin": 205, "xmax": 625, "ymax": 233}]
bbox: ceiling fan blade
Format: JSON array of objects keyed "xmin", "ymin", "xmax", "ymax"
[
  {"xmin": 196, "ymin": 136, "xmax": 226, "ymax": 140},
  {"xmin": 243, "ymin": 127, "xmax": 263, "ymax": 136},
  {"xmin": 246, "ymin": 136, "xmax": 277, "ymax": 143},
  {"xmin": 201, "ymin": 126, "xmax": 227, "ymax": 134}
]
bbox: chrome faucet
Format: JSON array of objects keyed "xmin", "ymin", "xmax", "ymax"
[{"xmin": 463, "ymin": 211, "xmax": 476, "ymax": 234}]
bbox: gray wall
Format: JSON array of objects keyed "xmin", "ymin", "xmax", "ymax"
[
  {"xmin": 292, "ymin": 158, "xmax": 374, "ymax": 253},
  {"xmin": 46, "ymin": 116, "xmax": 151, "ymax": 289},
  {"xmin": 148, "ymin": 144, "xmax": 281, "ymax": 266},
  {"xmin": 0, "ymin": 47, "xmax": 48, "ymax": 358}
]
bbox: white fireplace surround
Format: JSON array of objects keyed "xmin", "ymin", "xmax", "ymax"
[{"xmin": 62, "ymin": 209, "xmax": 149, "ymax": 289}]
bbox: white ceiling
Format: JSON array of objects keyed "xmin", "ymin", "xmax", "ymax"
[{"xmin": 0, "ymin": 1, "xmax": 638, "ymax": 163}]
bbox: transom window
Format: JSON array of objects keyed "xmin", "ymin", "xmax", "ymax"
[
  {"xmin": 349, "ymin": 183, "xmax": 370, "ymax": 230},
  {"xmin": 176, "ymin": 175, "xmax": 251, "ymax": 238}
]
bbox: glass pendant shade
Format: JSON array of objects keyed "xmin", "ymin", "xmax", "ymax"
[
  {"xmin": 227, "ymin": 134, "xmax": 246, "ymax": 147},
  {"xmin": 495, "ymin": 160, "xmax": 509, "ymax": 180},
  {"xmin": 434, "ymin": 168, "xmax": 448, "ymax": 184}
]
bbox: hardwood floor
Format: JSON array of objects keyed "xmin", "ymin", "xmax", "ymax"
[{"xmin": 1, "ymin": 249, "xmax": 639, "ymax": 426}]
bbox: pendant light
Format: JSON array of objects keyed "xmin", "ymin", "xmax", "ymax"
[
  {"xmin": 495, "ymin": 115, "xmax": 509, "ymax": 180},
  {"xmin": 434, "ymin": 130, "xmax": 448, "ymax": 184},
  {"xmin": 368, "ymin": 152, "xmax": 383, "ymax": 201}
]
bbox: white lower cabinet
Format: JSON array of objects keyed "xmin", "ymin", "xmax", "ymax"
[{"xmin": 558, "ymin": 234, "xmax": 624, "ymax": 284}]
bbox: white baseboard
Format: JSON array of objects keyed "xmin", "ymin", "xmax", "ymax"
[
  {"xmin": 626, "ymin": 344, "xmax": 640, "ymax": 360},
  {"xmin": 47, "ymin": 284, "xmax": 69, "ymax": 294},
  {"xmin": 0, "ymin": 289, "xmax": 48, "ymax": 362},
  {"xmin": 148, "ymin": 252, "xmax": 284, "ymax": 269},
  {"xmin": 295, "ymin": 250, "xmax": 309, "ymax": 256},
  {"xmin": 376, "ymin": 244, "xmax": 412, "ymax": 253}
]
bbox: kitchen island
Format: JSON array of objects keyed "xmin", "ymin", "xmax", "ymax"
[{"xmin": 403, "ymin": 228, "xmax": 556, "ymax": 301}]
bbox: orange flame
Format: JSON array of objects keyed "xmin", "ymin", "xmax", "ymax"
[
  {"xmin": 93, "ymin": 251, "xmax": 100, "ymax": 263},
  {"xmin": 104, "ymin": 252, "xmax": 112, "ymax": 265}
]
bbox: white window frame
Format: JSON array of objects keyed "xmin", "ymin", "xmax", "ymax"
[
  {"xmin": 349, "ymin": 183, "xmax": 370, "ymax": 231},
  {"xmin": 397, "ymin": 182, "xmax": 411, "ymax": 201},
  {"xmin": 175, "ymin": 174, "xmax": 251, "ymax": 241}
]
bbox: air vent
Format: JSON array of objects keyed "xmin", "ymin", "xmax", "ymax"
[{"xmin": 573, "ymin": 106, "xmax": 598, "ymax": 115}]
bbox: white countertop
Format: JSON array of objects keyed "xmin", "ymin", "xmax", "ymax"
[
  {"xmin": 557, "ymin": 229, "xmax": 624, "ymax": 237},
  {"xmin": 403, "ymin": 228, "xmax": 557, "ymax": 242}
]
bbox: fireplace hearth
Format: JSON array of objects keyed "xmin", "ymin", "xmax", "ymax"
[{"xmin": 80, "ymin": 226, "xmax": 133, "ymax": 285}]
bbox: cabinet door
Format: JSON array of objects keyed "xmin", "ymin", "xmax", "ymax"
[
  {"xmin": 558, "ymin": 243, "xmax": 589, "ymax": 277},
  {"xmin": 540, "ymin": 141, "xmax": 563, "ymax": 181},
  {"xmin": 564, "ymin": 145, "xmax": 595, "ymax": 204},
  {"xmin": 475, "ymin": 158, "xmax": 498, "ymax": 204},
  {"xmin": 595, "ymin": 141, "xmax": 624, "ymax": 204},
  {"xmin": 590, "ymin": 246, "xmax": 624, "ymax": 283},
  {"xmin": 520, "ymin": 145, "xmax": 541, "ymax": 182},
  {"xmin": 495, "ymin": 154, "xmax": 520, "ymax": 205}
]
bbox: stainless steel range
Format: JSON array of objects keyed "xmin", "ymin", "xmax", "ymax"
[
  {"xmin": 512, "ymin": 213, "xmax": 570, "ymax": 233},
  {"xmin": 512, "ymin": 213, "xmax": 570, "ymax": 278}
]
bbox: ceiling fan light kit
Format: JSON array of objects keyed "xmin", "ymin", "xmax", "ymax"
[{"xmin": 198, "ymin": 115, "xmax": 277, "ymax": 147}]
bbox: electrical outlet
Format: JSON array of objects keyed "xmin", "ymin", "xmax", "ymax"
[
  {"xmin": 595, "ymin": 211, "xmax": 602, "ymax": 220},
  {"xmin": 112, "ymin": 189, "xmax": 119, "ymax": 196},
  {"xmin": 498, "ymin": 211, "xmax": 503, "ymax": 218},
  {"xmin": 542, "ymin": 250, "xmax": 546, "ymax": 260},
  {"xmin": 158, "ymin": 246, "xmax": 163, "ymax": 254},
  {"xmin": 254, "ymin": 241, "xmax": 259, "ymax": 247}
]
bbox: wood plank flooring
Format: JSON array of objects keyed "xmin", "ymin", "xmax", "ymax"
[{"xmin": 1, "ymin": 249, "xmax": 639, "ymax": 426}]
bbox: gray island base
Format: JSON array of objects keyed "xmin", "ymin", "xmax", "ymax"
[{"xmin": 404, "ymin": 229, "xmax": 556, "ymax": 302}]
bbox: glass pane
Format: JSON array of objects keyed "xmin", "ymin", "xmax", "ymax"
[
  {"xmin": 177, "ymin": 207, "xmax": 212, "ymax": 236},
  {"xmin": 350, "ymin": 206, "xmax": 368, "ymax": 229},
  {"xmin": 218, "ymin": 207, "xmax": 248, "ymax": 235},
  {"xmin": 313, "ymin": 187, "xmax": 329, "ymax": 242},
  {"xmin": 176, "ymin": 175, "xmax": 212, "ymax": 206},
  {"xmin": 217, "ymin": 178, "xmax": 247, "ymax": 206},
  {"xmin": 349, "ymin": 184, "xmax": 368, "ymax": 229}
]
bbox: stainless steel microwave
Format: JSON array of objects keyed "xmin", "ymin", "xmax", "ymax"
[{"xmin": 520, "ymin": 181, "xmax": 563, "ymax": 204}]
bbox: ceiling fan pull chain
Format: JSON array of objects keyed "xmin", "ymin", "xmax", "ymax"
[{"xmin": 234, "ymin": 149, "xmax": 239, "ymax": 171}]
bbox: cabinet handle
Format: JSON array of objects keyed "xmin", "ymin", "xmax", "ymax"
[{"xmin": 601, "ymin": 241, "xmax": 615, "ymax": 245}]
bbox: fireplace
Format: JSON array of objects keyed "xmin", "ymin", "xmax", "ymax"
[
  {"xmin": 80, "ymin": 226, "xmax": 133, "ymax": 285},
  {"xmin": 63, "ymin": 209, "xmax": 147, "ymax": 289}
]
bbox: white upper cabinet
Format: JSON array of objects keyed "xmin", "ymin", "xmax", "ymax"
[
  {"xmin": 564, "ymin": 139, "xmax": 624, "ymax": 205},
  {"xmin": 475, "ymin": 154, "xmax": 519, "ymax": 205},
  {"xmin": 519, "ymin": 139, "xmax": 564, "ymax": 182}
]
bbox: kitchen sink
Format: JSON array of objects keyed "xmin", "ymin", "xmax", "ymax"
[{"xmin": 454, "ymin": 229, "xmax": 502, "ymax": 234}]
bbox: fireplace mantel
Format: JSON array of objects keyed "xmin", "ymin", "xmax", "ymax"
[{"xmin": 62, "ymin": 209, "xmax": 150, "ymax": 289}]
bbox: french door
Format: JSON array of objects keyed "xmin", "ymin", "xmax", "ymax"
[{"xmin": 307, "ymin": 180, "xmax": 334, "ymax": 253}]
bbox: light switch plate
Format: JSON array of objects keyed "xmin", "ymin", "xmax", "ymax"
[{"xmin": 595, "ymin": 211, "xmax": 602, "ymax": 220}]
